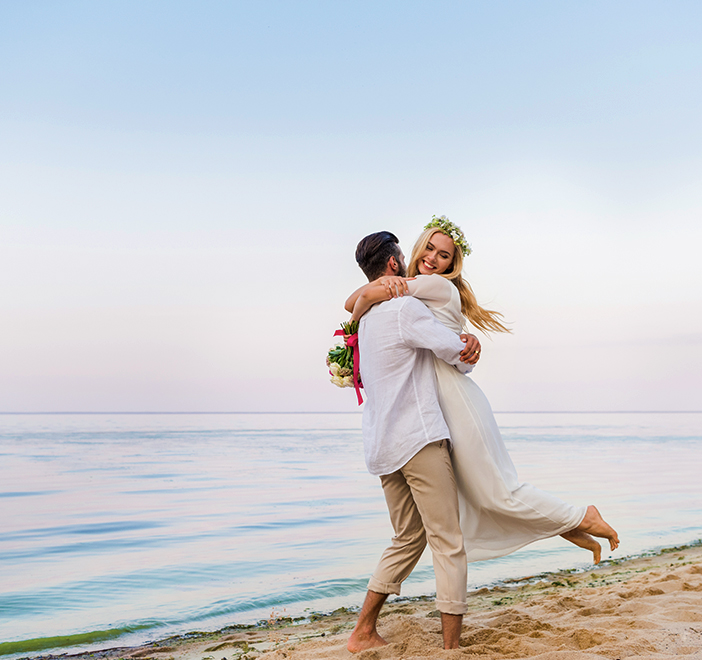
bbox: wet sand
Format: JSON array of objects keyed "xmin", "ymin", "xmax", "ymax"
[{"xmin": 24, "ymin": 543, "xmax": 702, "ymax": 660}]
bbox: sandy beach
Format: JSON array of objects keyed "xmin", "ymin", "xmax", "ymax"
[{"xmin": 25, "ymin": 543, "xmax": 702, "ymax": 660}]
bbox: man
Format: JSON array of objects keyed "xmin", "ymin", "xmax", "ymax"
[{"xmin": 346, "ymin": 231, "xmax": 481, "ymax": 652}]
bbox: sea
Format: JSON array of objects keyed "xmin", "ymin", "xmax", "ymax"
[{"xmin": 1, "ymin": 411, "xmax": 701, "ymax": 658}]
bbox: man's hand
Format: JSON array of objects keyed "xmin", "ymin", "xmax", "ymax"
[{"xmin": 459, "ymin": 333, "xmax": 481, "ymax": 365}]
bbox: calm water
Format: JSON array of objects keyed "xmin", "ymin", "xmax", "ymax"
[{"xmin": 1, "ymin": 412, "xmax": 701, "ymax": 657}]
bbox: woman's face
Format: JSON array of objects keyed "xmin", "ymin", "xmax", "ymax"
[{"xmin": 417, "ymin": 231, "xmax": 455, "ymax": 275}]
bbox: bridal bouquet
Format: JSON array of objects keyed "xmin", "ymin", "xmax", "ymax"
[
  {"xmin": 326, "ymin": 320, "xmax": 361, "ymax": 389},
  {"xmin": 326, "ymin": 321, "xmax": 364, "ymax": 405}
]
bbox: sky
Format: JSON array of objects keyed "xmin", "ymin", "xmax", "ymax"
[{"xmin": 1, "ymin": 0, "xmax": 701, "ymax": 412}]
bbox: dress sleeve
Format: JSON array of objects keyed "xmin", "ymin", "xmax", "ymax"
[{"xmin": 406, "ymin": 274, "xmax": 454, "ymax": 306}]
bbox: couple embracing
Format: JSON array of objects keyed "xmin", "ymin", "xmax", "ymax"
[{"xmin": 343, "ymin": 217, "xmax": 619, "ymax": 652}]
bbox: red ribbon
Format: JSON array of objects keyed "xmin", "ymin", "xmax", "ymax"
[{"xmin": 334, "ymin": 329, "xmax": 364, "ymax": 406}]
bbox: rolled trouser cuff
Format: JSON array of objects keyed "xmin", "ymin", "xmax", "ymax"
[
  {"xmin": 367, "ymin": 576, "xmax": 402, "ymax": 596},
  {"xmin": 436, "ymin": 598, "xmax": 468, "ymax": 615}
]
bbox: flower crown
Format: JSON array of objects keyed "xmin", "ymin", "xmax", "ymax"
[{"xmin": 424, "ymin": 215, "xmax": 472, "ymax": 256}]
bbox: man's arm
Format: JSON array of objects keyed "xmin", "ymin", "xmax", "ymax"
[{"xmin": 398, "ymin": 298, "xmax": 477, "ymax": 373}]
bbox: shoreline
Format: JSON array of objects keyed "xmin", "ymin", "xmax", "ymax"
[{"xmin": 12, "ymin": 541, "xmax": 702, "ymax": 660}]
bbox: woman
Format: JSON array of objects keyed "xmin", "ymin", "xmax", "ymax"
[{"xmin": 346, "ymin": 216, "xmax": 619, "ymax": 564}]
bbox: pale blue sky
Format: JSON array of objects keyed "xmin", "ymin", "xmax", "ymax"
[{"xmin": 1, "ymin": 1, "xmax": 701, "ymax": 411}]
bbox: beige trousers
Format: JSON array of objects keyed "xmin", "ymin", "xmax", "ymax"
[{"xmin": 368, "ymin": 440, "xmax": 468, "ymax": 615}]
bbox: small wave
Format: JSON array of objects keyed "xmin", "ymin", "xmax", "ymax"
[{"xmin": 0, "ymin": 491, "xmax": 59, "ymax": 499}]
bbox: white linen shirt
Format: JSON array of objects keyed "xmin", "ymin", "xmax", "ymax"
[{"xmin": 359, "ymin": 296, "xmax": 473, "ymax": 476}]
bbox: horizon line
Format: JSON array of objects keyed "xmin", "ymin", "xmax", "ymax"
[{"xmin": 1, "ymin": 410, "xmax": 701, "ymax": 415}]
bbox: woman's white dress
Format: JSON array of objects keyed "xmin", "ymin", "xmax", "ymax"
[{"xmin": 407, "ymin": 274, "xmax": 586, "ymax": 562}]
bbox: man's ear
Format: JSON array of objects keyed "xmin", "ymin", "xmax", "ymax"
[{"xmin": 388, "ymin": 256, "xmax": 399, "ymax": 274}]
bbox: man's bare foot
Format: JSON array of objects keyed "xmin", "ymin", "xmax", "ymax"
[
  {"xmin": 347, "ymin": 629, "xmax": 388, "ymax": 653},
  {"xmin": 561, "ymin": 529, "xmax": 602, "ymax": 564},
  {"xmin": 576, "ymin": 505, "xmax": 620, "ymax": 551},
  {"xmin": 347, "ymin": 590, "xmax": 389, "ymax": 653},
  {"xmin": 441, "ymin": 612, "xmax": 463, "ymax": 649}
]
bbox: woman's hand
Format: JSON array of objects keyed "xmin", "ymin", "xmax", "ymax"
[
  {"xmin": 350, "ymin": 277, "xmax": 414, "ymax": 322},
  {"xmin": 345, "ymin": 276, "xmax": 415, "ymax": 313},
  {"xmin": 376, "ymin": 276, "xmax": 414, "ymax": 298}
]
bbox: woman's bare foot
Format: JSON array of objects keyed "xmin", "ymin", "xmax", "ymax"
[
  {"xmin": 347, "ymin": 629, "xmax": 388, "ymax": 653},
  {"xmin": 576, "ymin": 505, "xmax": 620, "ymax": 551},
  {"xmin": 561, "ymin": 529, "xmax": 602, "ymax": 564}
]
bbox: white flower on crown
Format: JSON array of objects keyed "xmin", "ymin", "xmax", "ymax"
[{"xmin": 424, "ymin": 215, "xmax": 472, "ymax": 257}]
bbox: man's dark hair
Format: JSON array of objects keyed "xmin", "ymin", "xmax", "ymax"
[{"xmin": 355, "ymin": 231, "xmax": 401, "ymax": 281}]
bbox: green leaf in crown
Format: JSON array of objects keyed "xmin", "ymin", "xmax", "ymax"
[{"xmin": 424, "ymin": 215, "xmax": 472, "ymax": 257}]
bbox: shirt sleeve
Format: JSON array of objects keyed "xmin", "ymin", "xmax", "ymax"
[{"xmin": 398, "ymin": 298, "xmax": 474, "ymax": 374}]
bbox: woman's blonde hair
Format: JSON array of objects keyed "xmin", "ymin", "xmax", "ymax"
[{"xmin": 407, "ymin": 228, "xmax": 511, "ymax": 334}]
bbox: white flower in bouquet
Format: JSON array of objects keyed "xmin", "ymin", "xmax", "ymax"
[{"xmin": 330, "ymin": 374, "xmax": 346, "ymax": 388}]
